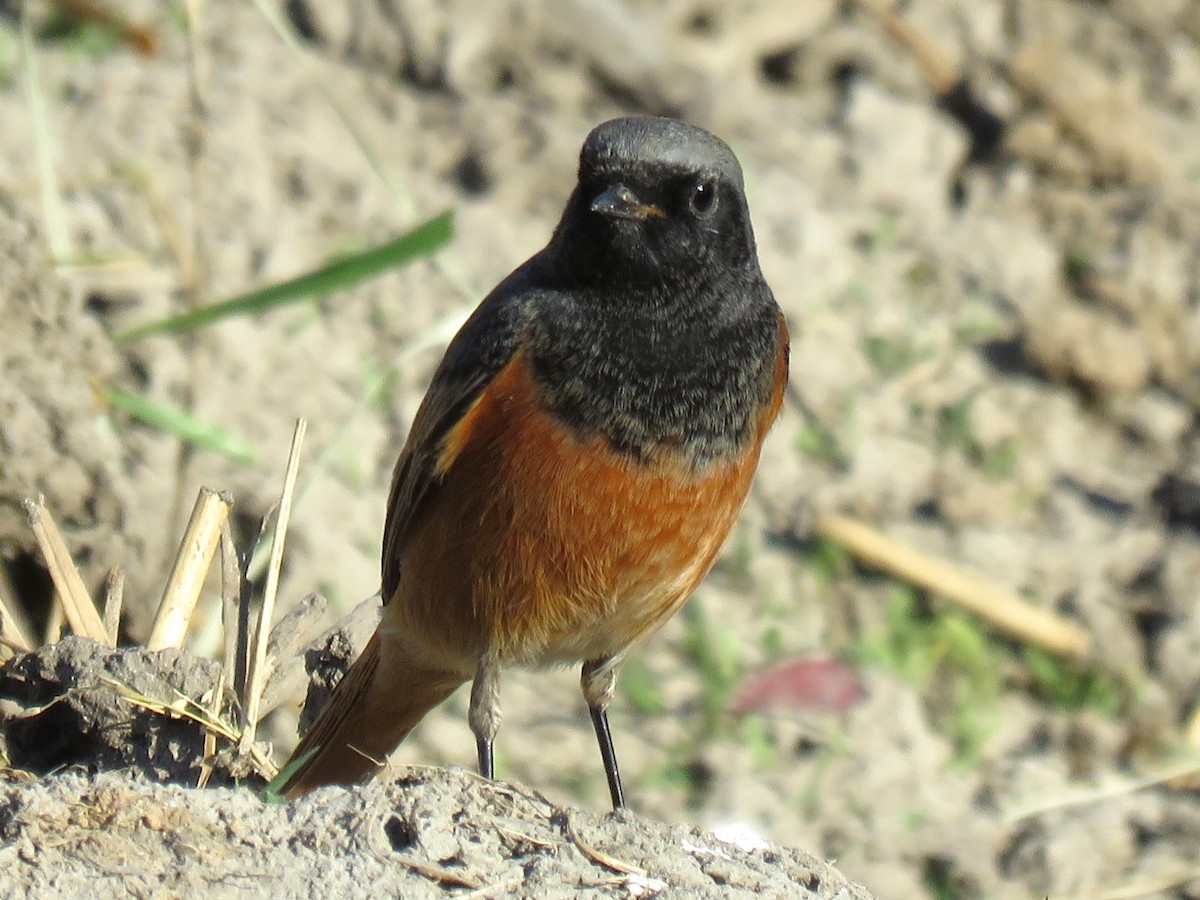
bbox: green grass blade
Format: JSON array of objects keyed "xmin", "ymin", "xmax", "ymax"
[
  {"xmin": 262, "ymin": 746, "xmax": 317, "ymax": 803},
  {"xmin": 105, "ymin": 385, "xmax": 256, "ymax": 463},
  {"xmin": 118, "ymin": 210, "xmax": 454, "ymax": 342}
]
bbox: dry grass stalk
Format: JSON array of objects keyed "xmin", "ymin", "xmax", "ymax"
[
  {"xmin": 43, "ymin": 599, "xmax": 65, "ymax": 645},
  {"xmin": 204, "ymin": 513, "xmax": 241, "ymax": 753},
  {"xmin": 23, "ymin": 497, "xmax": 108, "ymax": 643},
  {"xmin": 197, "ymin": 727, "xmax": 219, "ymax": 789},
  {"xmin": 102, "ymin": 566, "xmax": 124, "ymax": 647},
  {"xmin": 853, "ymin": 0, "xmax": 958, "ymax": 92},
  {"xmin": 147, "ymin": 488, "xmax": 231, "ymax": 651},
  {"xmin": 0, "ymin": 637, "xmax": 27, "ymax": 656},
  {"xmin": 101, "ymin": 675, "xmax": 276, "ymax": 780},
  {"xmin": 0, "ymin": 589, "xmax": 34, "ymax": 655},
  {"xmin": 565, "ymin": 811, "xmax": 646, "ymax": 876},
  {"xmin": 0, "ymin": 566, "xmax": 35, "ymax": 655},
  {"xmin": 815, "ymin": 513, "xmax": 1092, "ymax": 659},
  {"xmin": 1005, "ymin": 757, "xmax": 1200, "ymax": 827},
  {"xmin": 391, "ymin": 857, "xmax": 483, "ymax": 890},
  {"xmin": 240, "ymin": 418, "xmax": 307, "ymax": 751},
  {"xmin": 218, "ymin": 516, "xmax": 246, "ymax": 702}
]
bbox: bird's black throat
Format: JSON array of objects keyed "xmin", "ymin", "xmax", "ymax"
[{"xmin": 526, "ymin": 269, "xmax": 781, "ymax": 467}]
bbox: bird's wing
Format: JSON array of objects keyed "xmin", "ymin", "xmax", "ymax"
[{"xmin": 379, "ymin": 266, "xmax": 537, "ymax": 604}]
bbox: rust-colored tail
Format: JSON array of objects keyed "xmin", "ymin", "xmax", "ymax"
[{"xmin": 279, "ymin": 632, "xmax": 465, "ymax": 797}]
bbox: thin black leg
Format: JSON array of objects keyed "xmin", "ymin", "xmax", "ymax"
[
  {"xmin": 470, "ymin": 653, "xmax": 500, "ymax": 781},
  {"xmin": 477, "ymin": 736, "xmax": 494, "ymax": 779},
  {"xmin": 589, "ymin": 704, "xmax": 625, "ymax": 810}
]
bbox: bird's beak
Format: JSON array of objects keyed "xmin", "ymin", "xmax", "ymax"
[{"xmin": 590, "ymin": 184, "xmax": 666, "ymax": 222}]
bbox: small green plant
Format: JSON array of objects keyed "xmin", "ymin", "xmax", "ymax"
[
  {"xmin": 618, "ymin": 656, "xmax": 667, "ymax": 715},
  {"xmin": 737, "ymin": 716, "xmax": 778, "ymax": 769},
  {"xmin": 165, "ymin": 0, "xmax": 190, "ymax": 32},
  {"xmin": 759, "ymin": 624, "xmax": 785, "ymax": 662},
  {"xmin": 905, "ymin": 255, "xmax": 939, "ymax": 291},
  {"xmin": 853, "ymin": 586, "xmax": 1005, "ymax": 764},
  {"xmin": 855, "ymin": 586, "xmax": 1124, "ymax": 766},
  {"xmin": 865, "ymin": 211, "xmax": 901, "ymax": 253},
  {"xmin": 1022, "ymin": 646, "xmax": 1123, "ymax": 715},
  {"xmin": 923, "ymin": 857, "xmax": 961, "ymax": 900},
  {"xmin": 1062, "ymin": 242, "xmax": 1096, "ymax": 291},
  {"xmin": 103, "ymin": 384, "xmax": 256, "ymax": 463},
  {"xmin": 809, "ymin": 536, "xmax": 851, "ymax": 587},
  {"xmin": 558, "ymin": 767, "xmax": 597, "ymax": 803},
  {"xmin": 797, "ymin": 393, "xmax": 859, "ymax": 466},
  {"xmin": 105, "ymin": 212, "xmax": 453, "ymax": 460},
  {"xmin": 680, "ymin": 600, "xmax": 742, "ymax": 738},
  {"xmin": 982, "ymin": 438, "xmax": 1020, "ymax": 481},
  {"xmin": 39, "ymin": 11, "xmax": 124, "ymax": 60},
  {"xmin": 795, "ymin": 421, "xmax": 841, "ymax": 464},
  {"xmin": 796, "ymin": 735, "xmax": 844, "ymax": 819},
  {"xmin": 315, "ymin": 582, "xmax": 341, "ymax": 609},
  {"xmin": 118, "ymin": 212, "xmax": 453, "ymax": 342},
  {"xmin": 936, "ymin": 397, "xmax": 1021, "ymax": 482},
  {"xmin": 863, "ymin": 332, "xmax": 932, "ymax": 378},
  {"xmin": 953, "ymin": 292, "xmax": 1006, "ymax": 345},
  {"xmin": 641, "ymin": 752, "xmax": 703, "ymax": 806},
  {"xmin": 936, "ymin": 398, "xmax": 976, "ymax": 454},
  {"xmin": 263, "ymin": 746, "xmax": 317, "ymax": 802}
]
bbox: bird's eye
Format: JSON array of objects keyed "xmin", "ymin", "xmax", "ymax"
[{"xmin": 688, "ymin": 178, "xmax": 718, "ymax": 217}]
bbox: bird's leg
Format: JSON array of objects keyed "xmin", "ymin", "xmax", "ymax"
[
  {"xmin": 469, "ymin": 652, "xmax": 502, "ymax": 779},
  {"xmin": 581, "ymin": 656, "xmax": 624, "ymax": 810}
]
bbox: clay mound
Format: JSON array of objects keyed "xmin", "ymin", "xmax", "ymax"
[
  {"xmin": 0, "ymin": 768, "xmax": 873, "ymax": 898},
  {"xmin": 0, "ymin": 638, "xmax": 872, "ymax": 897},
  {"xmin": 0, "ymin": 636, "xmax": 252, "ymax": 786}
]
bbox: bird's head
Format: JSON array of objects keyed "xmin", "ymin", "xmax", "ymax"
[{"xmin": 551, "ymin": 116, "xmax": 759, "ymax": 290}]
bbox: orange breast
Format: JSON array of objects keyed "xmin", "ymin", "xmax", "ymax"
[{"xmin": 389, "ymin": 349, "xmax": 783, "ymax": 670}]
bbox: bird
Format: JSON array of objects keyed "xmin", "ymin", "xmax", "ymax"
[{"xmin": 278, "ymin": 115, "xmax": 789, "ymax": 808}]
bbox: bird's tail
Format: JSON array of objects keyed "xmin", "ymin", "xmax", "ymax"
[{"xmin": 278, "ymin": 632, "xmax": 465, "ymax": 797}]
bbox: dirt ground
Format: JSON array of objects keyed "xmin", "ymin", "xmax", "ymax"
[
  {"xmin": 0, "ymin": 639, "xmax": 869, "ymax": 898},
  {"xmin": 4, "ymin": 0, "xmax": 1200, "ymax": 897}
]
